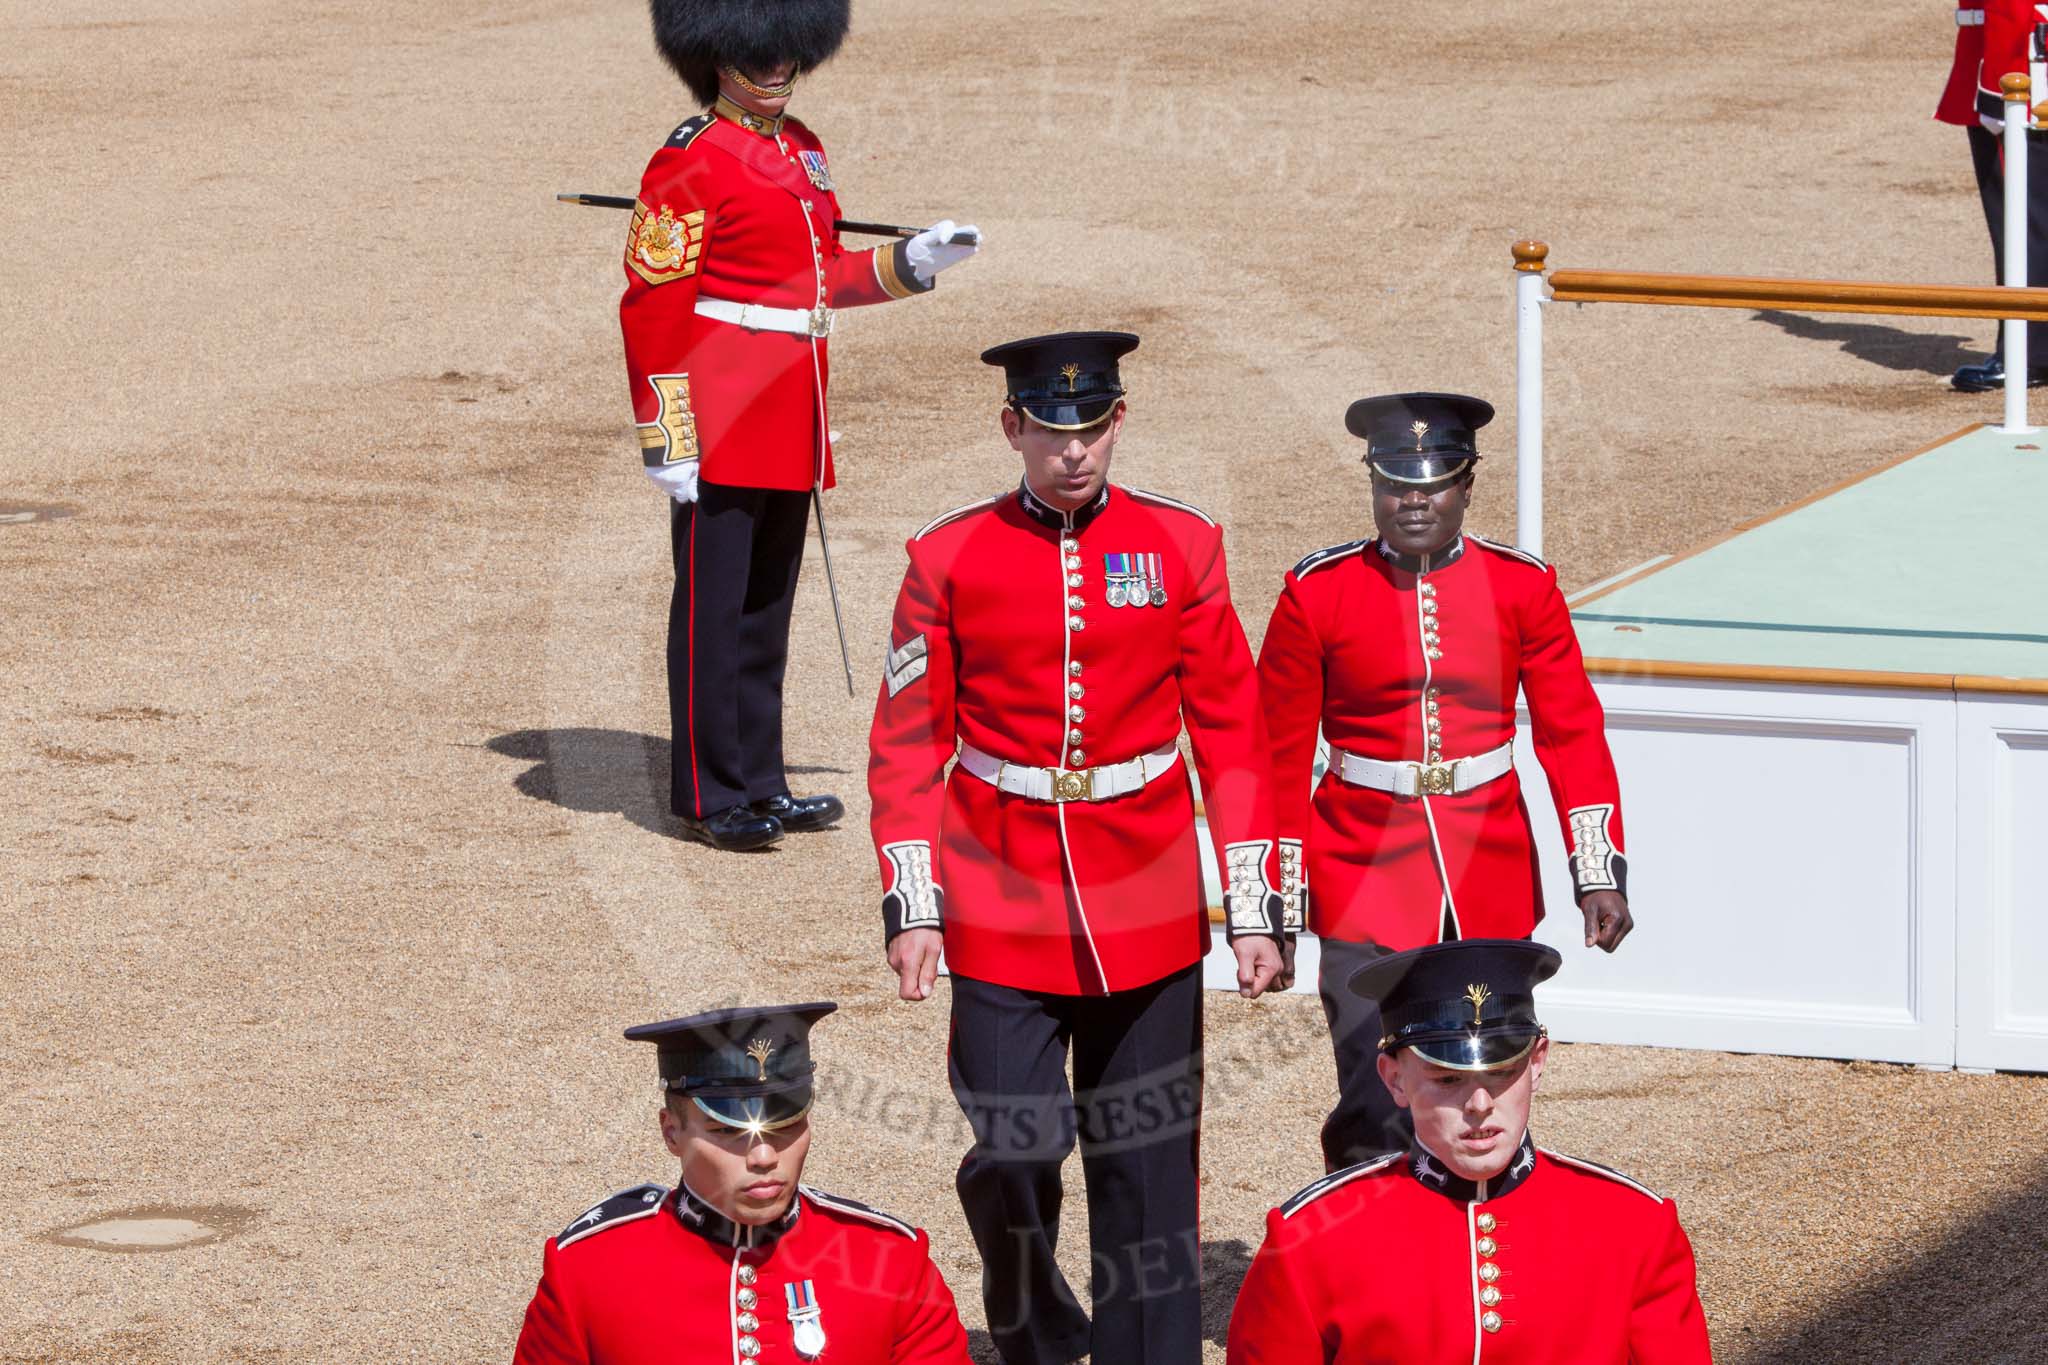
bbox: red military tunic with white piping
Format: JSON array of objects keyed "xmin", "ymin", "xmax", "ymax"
[
  {"xmin": 512, "ymin": 1183, "xmax": 971, "ymax": 1365},
  {"xmin": 1257, "ymin": 534, "xmax": 1625, "ymax": 950},
  {"xmin": 620, "ymin": 98, "xmax": 930, "ymax": 494},
  {"xmin": 1225, "ymin": 1139, "xmax": 1711, "ymax": 1365},
  {"xmin": 1938, "ymin": 2, "xmax": 1993, "ymax": 125},
  {"xmin": 867, "ymin": 481, "xmax": 1283, "ymax": 996}
]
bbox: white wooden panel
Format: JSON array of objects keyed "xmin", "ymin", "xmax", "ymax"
[
  {"xmin": 1956, "ymin": 696, "xmax": 2048, "ymax": 1072},
  {"xmin": 1517, "ymin": 677, "xmax": 1957, "ymax": 1067}
]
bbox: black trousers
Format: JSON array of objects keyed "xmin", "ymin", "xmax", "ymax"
[
  {"xmin": 1967, "ymin": 122, "xmax": 2048, "ymax": 361},
  {"xmin": 666, "ymin": 482, "xmax": 809, "ymax": 818},
  {"xmin": 1314, "ymin": 934, "xmax": 1414, "ymax": 1172},
  {"xmin": 948, "ymin": 967, "xmax": 1204, "ymax": 1365}
]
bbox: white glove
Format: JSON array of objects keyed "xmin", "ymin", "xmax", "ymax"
[
  {"xmin": 905, "ymin": 219, "xmax": 980, "ymax": 284},
  {"xmin": 1982, "ymin": 111, "xmax": 2007, "ymax": 135},
  {"xmin": 646, "ymin": 458, "xmax": 700, "ymax": 505}
]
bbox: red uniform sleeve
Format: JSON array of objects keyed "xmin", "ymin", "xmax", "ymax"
[
  {"xmin": 867, "ymin": 538, "xmax": 957, "ymax": 943},
  {"xmin": 1256, "ymin": 575, "xmax": 1324, "ymax": 932},
  {"xmin": 1978, "ymin": 0, "xmax": 2037, "ymax": 118},
  {"xmin": 891, "ymin": 1232, "xmax": 974, "ymax": 1363},
  {"xmin": 619, "ymin": 145, "xmax": 715, "ymax": 474},
  {"xmin": 1629, "ymin": 1200, "xmax": 1713, "ymax": 1364},
  {"xmin": 1226, "ymin": 1209, "xmax": 1330, "ymax": 1364},
  {"xmin": 1517, "ymin": 566, "xmax": 1628, "ymax": 901},
  {"xmin": 827, "ymin": 237, "xmax": 930, "ymax": 307},
  {"xmin": 1176, "ymin": 524, "xmax": 1284, "ymax": 942},
  {"xmin": 510, "ymin": 1240, "xmax": 585, "ymax": 1365}
]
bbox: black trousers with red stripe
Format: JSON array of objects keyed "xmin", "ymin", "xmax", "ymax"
[
  {"xmin": 947, "ymin": 965, "xmax": 1204, "ymax": 1365},
  {"xmin": 666, "ymin": 482, "xmax": 809, "ymax": 818}
]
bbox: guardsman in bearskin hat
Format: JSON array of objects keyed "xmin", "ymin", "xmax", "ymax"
[
  {"xmin": 1226, "ymin": 940, "xmax": 1711, "ymax": 1363},
  {"xmin": 1257, "ymin": 394, "xmax": 1634, "ymax": 1170},
  {"xmin": 1939, "ymin": 0, "xmax": 2048, "ymax": 391},
  {"xmin": 512, "ymin": 1002, "xmax": 972, "ymax": 1364},
  {"xmin": 868, "ymin": 332, "xmax": 1288, "ymax": 1365},
  {"xmin": 626, "ymin": 0, "xmax": 979, "ymax": 850}
]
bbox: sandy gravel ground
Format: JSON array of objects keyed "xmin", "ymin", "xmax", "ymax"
[{"xmin": 4, "ymin": 1, "xmax": 2043, "ymax": 1361}]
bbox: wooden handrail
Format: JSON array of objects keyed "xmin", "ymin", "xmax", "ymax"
[{"xmin": 1546, "ymin": 268, "xmax": 2048, "ymax": 322}]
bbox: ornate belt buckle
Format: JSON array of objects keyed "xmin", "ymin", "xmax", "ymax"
[
  {"xmin": 1419, "ymin": 762, "xmax": 1455, "ymax": 797},
  {"xmin": 1054, "ymin": 768, "xmax": 1093, "ymax": 802},
  {"xmin": 808, "ymin": 304, "xmax": 834, "ymax": 337}
]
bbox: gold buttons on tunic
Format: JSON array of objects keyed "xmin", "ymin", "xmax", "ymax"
[
  {"xmin": 737, "ymin": 1312, "xmax": 759, "ymax": 1332},
  {"xmin": 1476, "ymin": 1236, "xmax": 1497, "ymax": 1256},
  {"xmin": 1479, "ymin": 1286, "xmax": 1501, "ymax": 1308},
  {"xmin": 1068, "ymin": 728, "xmax": 1084, "ymax": 745},
  {"xmin": 1069, "ymin": 616, "xmax": 1085, "ymax": 632},
  {"xmin": 1068, "ymin": 595, "xmax": 1085, "ymax": 610},
  {"xmin": 1481, "ymin": 1311, "xmax": 1503, "ymax": 1334},
  {"xmin": 1070, "ymin": 748, "xmax": 1085, "ymax": 765},
  {"xmin": 1069, "ymin": 660, "xmax": 1083, "ymax": 676},
  {"xmin": 739, "ymin": 1336, "xmax": 761, "ymax": 1358},
  {"xmin": 1478, "ymin": 1262, "xmax": 1500, "ymax": 1284},
  {"xmin": 1061, "ymin": 539, "xmax": 1079, "ymax": 554},
  {"xmin": 1420, "ymin": 582, "xmax": 1436, "ymax": 597},
  {"xmin": 1068, "ymin": 573, "xmax": 1084, "ymax": 588},
  {"xmin": 737, "ymin": 1287, "xmax": 758, "ymax": 1310},
  {"xmin": 737, "ymin": 1265, "xmax": 757, "ymax": 1286},
  {"xmin": 1069, "ymin": 705, "xmax": 1086, "ymax": 722},
  {"xmin": 1066, "ymin": 555, "xmax": 1082, "ymax": 571},
  {"xmin": 1069, "ymin": 682, "xmax": 1085, "ymax": 699},
  {"xmin": 1476, "ymin": 1212, "xmax": 1496, "ymax": 1232},
  {"xmin": 1427, "ymin": 648, "xmax": 1444, "ymax": 661}
]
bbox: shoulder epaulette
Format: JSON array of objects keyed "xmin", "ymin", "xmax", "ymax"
[
  {"xmin": 666, "ymin": 114, "xmax": 714, "ymax": 150},
  {"xmin": 1469, "ymin": 534, "xmax": 1548, "ymax": 570},
  {"xmin": 1122, "ymin": 487, "xmax": 1217, "ymax": 527},
  {"xmin": 1538, "ymin": 1149, "xmax": 1665, "ymax": 1203},
  {"xmin": 556, "ymin": 1183, "xmax": 668, "ymax": 1249},
  {"xmin": 913, "ymin": 495, "xmax": 1002, "ymax": 541},
  {"xmin": 1278, "ymin": 1151, "xmax": 1402, "ymax": 1219},
  {"xmin": 1292, "ymin": 539, "xmax": 1370, "ymax": 578},
  {"xmin": 800, "ymin": 1185, "xmax": 918, "ymax": 1239}
]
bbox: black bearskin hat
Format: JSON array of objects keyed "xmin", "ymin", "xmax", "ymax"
[{"xmin": 650, "ymin": 0, "xmax": 853, "ymax": 108}]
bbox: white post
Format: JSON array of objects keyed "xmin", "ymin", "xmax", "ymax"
[
  {"xmin": 1513, "ymin": 241, "xmax": 1548, "ymax": 556},
  {"xmin": 2001, "ymin": 73, "xmax": 2034, "ymax": 433}
]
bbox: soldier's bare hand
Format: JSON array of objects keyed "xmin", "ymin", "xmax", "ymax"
[
  {"xmin": 1233, "ymin": 937, "xmax": 1284, "ymax": 1000},
  {"xmin": 1580, "ymin": 891, "xmax": 1632, "ymax": 952},
  {"xmin": 888, "ymin": 928, "xmax": 946, "ymax": 1002}
]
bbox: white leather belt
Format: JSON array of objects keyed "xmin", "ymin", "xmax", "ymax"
[
  {"xmin": 1332, "ymin": 739, "xmax": 1514, "ymax": 799},
  {"xmin": 1957, "ymin": 8, "xmax": 1984, "ymax": 25},
  {"xmin": 694, "ymin": 295, "xmax": 834, "ymax": 338},
  {"xmin": 957, "ymin": 741, "xmax": 1180, "ymax": 803}
]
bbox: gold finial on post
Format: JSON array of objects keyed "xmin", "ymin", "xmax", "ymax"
[
  {"xmin": 1513, "ymin": 240, "xmax": 1549, "ymax": 274},
  {"xmin": 2003, "ymin": 73, "xmax": 2032, "ymax": 101}
]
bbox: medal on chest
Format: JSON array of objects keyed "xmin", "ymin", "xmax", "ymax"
[
  {"xmin": 1103, "ymin": 552, "xmax": 1167, "ymax": 608},
  {"xmin": 797, "ymin": 149, "xmax": 834, "ymax": 191},
  {"xmin": 785, "ymin": 1279, "xmax": 827, "ymax": 1359}
]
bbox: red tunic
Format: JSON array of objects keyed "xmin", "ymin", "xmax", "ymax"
[
  {"xmin": 1226, "ymin": 1143, "xmax": 1711, "ymax": 1365},
  {"xmin": 1256, "ymin": 535, "xmax": 1624, "ymax": 949},
  {"xmin": 867, "ymin": 482, "xmax": 1282, "ymax": 995},
  {"xmin": 512, "ymin": 1184, "xmax": 970, "ymax": 1365},
  {"xmin": 1937, "ymin": 2, "xmax": 1991, "ymax": 126},
  {"xmin": 619, "ymin": 106, "xmax": 927, "ymax": 493}
]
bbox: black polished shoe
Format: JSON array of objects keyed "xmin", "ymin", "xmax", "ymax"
[
  {"xmin": 750, "ymin": 792, "xmax": 845, "ymax": 832},
  {"xmin": 677, "ymin": 804, "xmax": 784, "ymax": 851},
  {"xmin": 1952, "ymin": 352, "xmax": 2005, "ymax": 393}
]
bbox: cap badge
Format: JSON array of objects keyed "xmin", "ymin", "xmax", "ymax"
[
  {"xmin": 1410, "ymin": 419, "xmax": 1430, "ymax": 448},
  {"xmin": 1464, "ymin": 983, "xmax": 1492, "ymax": 1025},
  {"xmin": 1061, "ymin": 362, "xmax": 1082, "ymax": 392},
  {"xmin": 745, "ymin": 1038, "xmax": 776, "ymax": 1081}
]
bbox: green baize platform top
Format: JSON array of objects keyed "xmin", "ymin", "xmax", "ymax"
[{"xmin": 1572, "ymin": 425, "xmax": 2048, "ymax": 685}]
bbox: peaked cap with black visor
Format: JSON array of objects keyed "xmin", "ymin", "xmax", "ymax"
[
  {"xmin": 982, "ymin": 331, "xmax": 1139, "ymax": 432},
  {"xmin": 1350, "ymin": 939, "xmax": 1560, "ymax": 1072},
  {"xmin": 1346, "ymin": 391, "xmax": 1495, "ymax": 486},
  {"xmin": 650, "ymin": 0, "xmax": 853, "ymax": 108},
  {"xmin": 626, "ymin": 1001, "xmax": 836, "ymax": 1133}
]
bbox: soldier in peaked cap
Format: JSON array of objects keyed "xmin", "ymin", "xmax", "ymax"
[
  {"xmin": 624, "ymin": 0, "xmax": 981, "ymax": 851},
  {"xmin": 1257, "ymin": 392, "xmax": 1635, "ymax": 1171},
  {"xmin": 1226, "ymin": 940, "xmax": 1711, "ymax": 1364},
  {"xmin": 512, "ymin": 1003, "xmax": 972, "ymax": 1364},
  {"xmin": 868, "ymin": 331, "xmax": 1287, "ymax": 1365}
]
